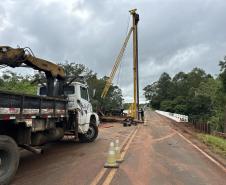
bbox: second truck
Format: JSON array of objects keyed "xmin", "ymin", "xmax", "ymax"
[{"xmin": 0, "ymin": 46, "xmax": 100, "ymax": 185}]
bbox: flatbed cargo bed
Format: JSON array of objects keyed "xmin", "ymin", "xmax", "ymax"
[{"xmin": 0, "ymin": 90, "xmax": 67, "ymax": 120}]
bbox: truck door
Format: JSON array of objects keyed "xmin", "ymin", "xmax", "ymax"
[
  {"xmin": 79, "ymin": 86, "xmax": 92, "ymax": 114},
  {"xmin": 79, "ymin": 86, "xmax": 93, "ymax": 124}
]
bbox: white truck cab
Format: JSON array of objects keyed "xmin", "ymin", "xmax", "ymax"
[{"xmin": 37, "ymin": 81, "xmax": 99, "ymax": 137}]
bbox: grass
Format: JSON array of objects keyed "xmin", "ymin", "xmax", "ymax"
[{"xmin": 197, "ymin": 133, "xmax": 226, "ymax": 158}]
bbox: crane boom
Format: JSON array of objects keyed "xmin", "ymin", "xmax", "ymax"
[
  {"xmin": 0, "ymin": 46, "xmax": 65, "ymax": 79},
  {"xmin": 0, "ymin": 46, "xmax": 65, "ymax": 96},
  {"xmin": 101, "ymin": 27, "xmax": 133, "ymax": 98}
]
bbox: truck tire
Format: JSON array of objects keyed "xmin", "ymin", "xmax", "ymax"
[
  {"xmin": 0, "ymin": 135, "xmax": 19, "ymax": 185},
  {"xmin": 78, "ymin": 124, "xmax": 98, "ymax": 143}
]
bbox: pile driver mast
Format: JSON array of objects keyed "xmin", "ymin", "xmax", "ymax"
[
  {"xmin": 101, "ymin": 9, "xmax": 140, "ymax": 119},
  {"xmin": 130, "ymin": 9, "xmax": 140, "ymax": 119}
]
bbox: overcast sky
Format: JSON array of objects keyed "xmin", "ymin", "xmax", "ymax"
[{"xmin": 1, "ymin": 0, "xmax": 226, "ymax": 102}]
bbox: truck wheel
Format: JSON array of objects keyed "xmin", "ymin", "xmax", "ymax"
[
  {"xmin": 78, "ymin": 124, "xmax": 98, "ymax": 143},
  {"xmin": 0, "ymin": 135, "xmax": 19, "ymax": 185}
]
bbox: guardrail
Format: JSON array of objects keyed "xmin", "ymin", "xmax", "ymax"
[
  {"xmin": 156, "ymin": 110, "xmax": 226, "ymax": 139},
  {"xmin": 191, "ymin": 121, "xmax": 211, "ymax": 134},
  {"xmin": 155, "ymin": 110, "xmax": 188, "ymax": 122}
]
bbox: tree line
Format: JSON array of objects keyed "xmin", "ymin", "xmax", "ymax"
[
  {"xmin": 0, "ymin": 62, "xmax": 123, "ymax": 112},
  {"xmin": 144, "ymin": 57, "xmax": 226, "ymax": 132}
]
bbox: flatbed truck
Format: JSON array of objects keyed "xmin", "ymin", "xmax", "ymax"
[{"xmin": 0, "ymin": 46, "xmax": 99, "ymax": 185}]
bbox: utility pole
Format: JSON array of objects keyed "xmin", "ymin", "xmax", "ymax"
[{"xmin": 129, "ymin": 9, "xmax": 139, "ymax": 119}]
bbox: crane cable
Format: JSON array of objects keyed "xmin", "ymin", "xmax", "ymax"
[
  {"xmin": 116, "ymin": 15, "xmax": 131, "ymax": 86},
  {"xmin": 101, "ymin": 16, "xmax": 132, "ymax": 98}
]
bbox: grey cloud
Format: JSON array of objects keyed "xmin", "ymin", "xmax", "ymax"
[{"xmin": 1, "ymin": 0, "xmax": 226, "ymax": 102}]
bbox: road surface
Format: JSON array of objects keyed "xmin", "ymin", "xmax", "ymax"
[{"xmin": 12, "ymin": 111, "xmax": 226, "ymax": 185}]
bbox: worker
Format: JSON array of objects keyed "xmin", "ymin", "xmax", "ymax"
[{"xmin": 140, "ymin": 108, "xmax": 144, "ymax": 121}]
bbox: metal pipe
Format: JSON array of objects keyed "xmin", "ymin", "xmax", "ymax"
[{"xmin": 20, "ymin": 144, "xmax": 44, "ymax": 154}]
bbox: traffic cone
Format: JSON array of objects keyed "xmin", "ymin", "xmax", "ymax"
[
  {"xmin": 104, "ymin": 142, "xmax": 119, "ymax": 168},
  {"xmin": 115, "ymin": 139, "xmax": 123, "ymax": 163}
]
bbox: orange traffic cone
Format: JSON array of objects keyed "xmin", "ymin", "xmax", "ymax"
[
  {"xmin": 104, "ymin": 142, "xmax": 119, "ymax": 168},
  {"xmin": 115, "ymin": 139, "xmax": 123, "ymax": 162}
]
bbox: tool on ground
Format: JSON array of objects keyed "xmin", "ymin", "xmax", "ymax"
[
  {"xmin": 115, "ymin": 139, "xmax": 123, "ymax": 162},
  {"xmin": 104, "ymin": 142, "xmax": 119, "ymax": 168}
]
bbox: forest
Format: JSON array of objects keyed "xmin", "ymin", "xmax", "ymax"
[{"xmin": 144, "ymin": 57, "xmax": 226, "ymax": 132}]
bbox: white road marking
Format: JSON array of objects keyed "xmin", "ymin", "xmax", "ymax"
[{"xmin": 175, "ymin": 130, "xmax": 226, "ymax": 173}]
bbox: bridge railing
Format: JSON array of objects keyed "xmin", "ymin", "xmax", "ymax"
[
  {"xmin": 155, "ymin": 110, "xmax": 226, "ymax": 139},
  {"xmin": 155, "ymin": 110, "xmax": 188, "ymax": 122}
]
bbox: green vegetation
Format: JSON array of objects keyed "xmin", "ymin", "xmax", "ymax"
[
  {"xmin": 144, "ymin": 57, "xmax": 226, "ymax": 132},
  {"xmin": 0, "ymin": 62, "xmax": 123, "ymax": 112},
  {"xmin": 197, "ymin": 134, "xmax": 226, "ymax": 157},
  {"xmin": 0, "ymin": 71, "xmax": 37, "ymax": 94}
]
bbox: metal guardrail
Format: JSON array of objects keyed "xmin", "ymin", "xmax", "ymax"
[
  {"xmin": 155, "ymin": 110, "xmax": 188, "ymax": 122},
  {"xmin": 191, "ymin": 121, "xmax": 211, "ymax": 134},
  {"xmin": 156, "ymin": 110, "xmax": 226, "ymax": 139},
  {"xmin": 188, "ymin": 120, "xmax": 226, "ymax": 139}
]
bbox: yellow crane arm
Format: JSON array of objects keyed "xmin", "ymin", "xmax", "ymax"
[
  {"xmin": 0, "ymin": 46, "xmax": 65, "ymax": 96},
  {"xmin": 101, "ymin": 27, "xmax": 133, "ymax": 98},
  {"xmin": 25, "ymin": 55, "xmax": 65, "ymax": 79},
  {"xmin": 0, "ymin": 46, "xmax": 65, "ymax": 79}
]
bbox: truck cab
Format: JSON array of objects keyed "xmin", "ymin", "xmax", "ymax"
[{"xmin": 37, "ymin": 81, "xmax": 99, "ymax": 137}]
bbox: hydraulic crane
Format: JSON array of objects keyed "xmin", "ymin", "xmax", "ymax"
[
  {"xmin": 0, "ymin": 46, "xmax": 65, "ymax": 96},
  {"xmin": 101, "ymin": 9, "xmax": 140, "ymax": 119}
]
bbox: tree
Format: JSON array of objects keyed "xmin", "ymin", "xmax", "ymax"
[
  {"xmin": 157, "ymin": 72, "xmax": 174, "ymax": 100},
  {"xmin": 143, "ymin": 82, "xmax": 158, "ymax": 107},
  {"xmin": 187, "ymin": 95, "xmax": 212, "ymax": 121},
  {"xmin": 143, "ymin": 67, "xmax": 222, "ymax": 131},
  {"xmin": 160, "ymin": 100, "xmax": 175, "ymax": 112},
  {"xmin": 60, "ymin": 62, "xmax": 97, "ymax": 80},
  {"xmin": 172, "ymin": 72, "xmax": 188, "ymax": 97},
  {"xmin": 0, "ymin": 71, "xmax": 37, "ymax": 94},
  {"xmin": 219, "ymin": 56, "xmax": 226, "ymax": 92},
  {"xmin": 88, "ymin": 76, "xmax": 123, "ymax": 112},
  {"xmin": 143, "ymin": 73, "xmax": 175, "ymax": 109},
  {"xmin": 219, "ymin": 56, "xmax": 226, "ymax": 132}
]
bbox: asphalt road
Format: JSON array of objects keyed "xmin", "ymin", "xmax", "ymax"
[
  {"xmin": 12, "ymin": 111, "xmax": 226, "ymax": 185},
  {"xmin": 111, "ymin": 111, "xmax": 226, "ymax": 185}
]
